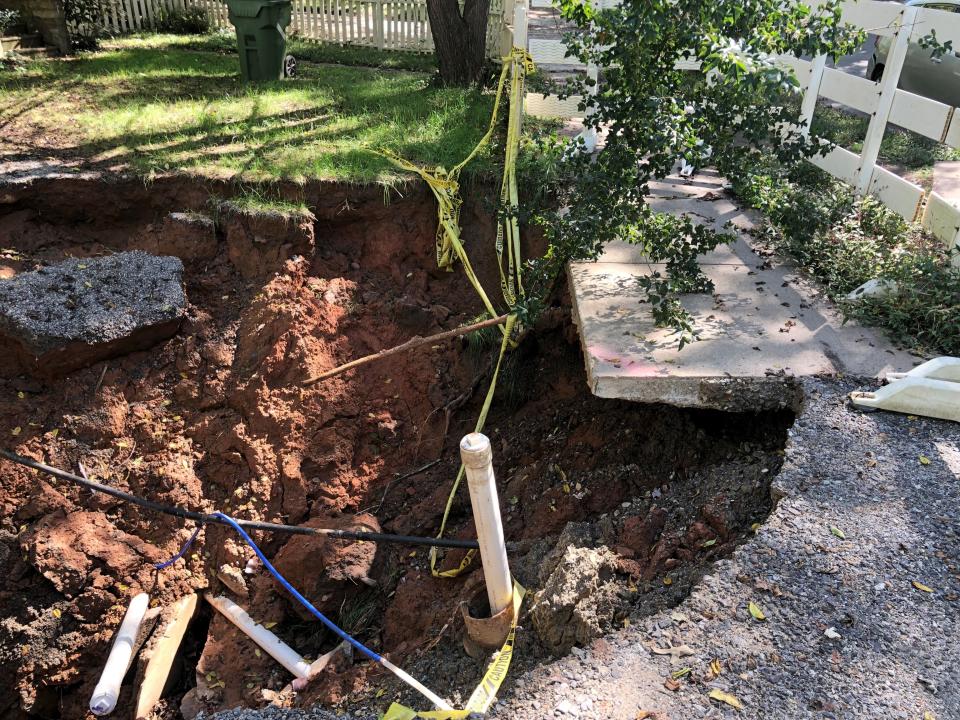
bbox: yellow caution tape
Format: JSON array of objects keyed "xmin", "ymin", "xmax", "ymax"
[
  {"xmin": 379, "ymin": 47, "xmax": 531, "ymax": 318},
  {"xmin": 429, "ymin": 312, "xmax": 516, "ymax": 578},
  {"xmin": 377, "ymin": 45, "xmax": 533, "ymax": 719},
  {"xmin": 382, "ymin": 582, "xmax": 526, "ymax": 720},
  {"xmin": 496, "ymin": 48, "xmax": 533, "ymax": 307}
]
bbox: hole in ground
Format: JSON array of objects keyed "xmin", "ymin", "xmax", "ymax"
[{"xmin": 0, "ymin": 176, "xmax": 794, "ymax": 718}]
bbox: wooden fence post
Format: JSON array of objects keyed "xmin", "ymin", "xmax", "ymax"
[
  {"xmin": 374, "ymin": 0, "xmax": 384, "ymax": 48},
  {"xmin": 855, "ymin": 4, "xmax": 917, "ymax": 195},
  {"xmin": 798, "ymin": 54, "xmax": 826, "ymax": 136},
  {"xmin": 512, "ymin": 0, "xmax": 526, "ymax": 51}
]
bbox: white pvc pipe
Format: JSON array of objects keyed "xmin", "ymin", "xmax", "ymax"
[
  {"xmin": 205, "ymin": 594, "xmax": 311, "ymax": 679},
  {"xmin": 90, "ymin": 592, "xmax": 150, "ymax": 716},
  {"xmin": 460, "ymin": 432, "xmax": 513, "ymax": 616}
]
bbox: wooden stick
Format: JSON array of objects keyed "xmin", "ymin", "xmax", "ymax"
[
  {"xmin": 303, "ymin": 313, "xmax": 510, "ymax": 386},
  {"xmin": 134, "ymin": 594, "xmax": 198, "ymax": 720}
]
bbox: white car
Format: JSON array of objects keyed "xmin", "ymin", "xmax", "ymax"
[{"xmin": 866, "ymin": 0, "xmax": 960, "ymax": 107}]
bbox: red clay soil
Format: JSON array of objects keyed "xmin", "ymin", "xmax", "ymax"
[{"xmin": 0, "ymin": 175, "xmax": 792, "ymax": 719}]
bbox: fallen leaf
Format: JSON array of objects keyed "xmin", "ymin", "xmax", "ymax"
[
  {"xmin": 709, "ymin": 689, "xmax": 743, "ymax": 710},
  {"xmin": 48, "ymin": 428, "xmax": 59, "ymax": 438},
  {"xmin": 51, "ymin": 608, "xmax": 61, "ymax": 619},
  {"xmin": 701, "ymin": 538, "xmax": 717, "ymax": 548},
  {"xmin": 376, "ymin": 688, "xmax": 385, "ymax": 698},
  {"xmin": 912, "ymin": 581, "xmax": 934, "ymax": 593},
  {"xmin": 263, "ymin": 621, "xmax": 277, "ymax": 629},
  {"xmin": 650, "ymin": 643, "xmax": 696, "ymax": 662},
  {"xmin": 663, "ymin": 577, "xmax": 673, "ymax": 586},
  {"xmin": 11, "ymin": 426, "xmax": 21, "ymax": 436},
  {"xmin": 16, "ymin": 391, "xmax": 24, "ymax": 399},
  {"xmin": 562, "ymin": 482, "xmax": 571, "ymax": 494},
  {"xmin": 710, "ymin": 659, "xmax": 722, "ymax": 677},
  {"xmin": 924, "ymin": 712, "xmax": 935, "ymax": 720},
  {"xmin": 748, "ymin": 601, "xmax": 766, "ymax": 621},
  {"xmin": 671, "ymin": 667, "xmax": 691, "ymax": 679},
  {"xmin": 663, "ymin": 678, "xmax": 680, "ymax": 692},
  {"xmin": 830, "ymin": 526, "xmax": 846, "ymax": 540},
  {"xmin": 254, "ymin": 648, "xmax": 262, "ymax": 658},
  {"xmin": 919, "ymin": 455, "xmax": 931, "ymax": 466}
]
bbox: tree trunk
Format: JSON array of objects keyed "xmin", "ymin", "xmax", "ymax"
[{"xmin": 426, "ymin": 0, "xmax": 492, "ymax": 86}]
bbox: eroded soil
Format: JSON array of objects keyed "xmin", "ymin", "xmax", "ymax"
[{"xmin": 0, "ymin": 175, "xmax": 793, "ymax": 719}]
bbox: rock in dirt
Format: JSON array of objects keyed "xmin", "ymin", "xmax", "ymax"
[
  {"xmin": 268, "ymin": 514, "xmax": 381, "ymax": 620},
  {"xmin": 217, "ymin": 564, "xmax": 248, "ymax": 597},
  {"xmin": 536, "ymin": 522, "xmax": 601, "ymax": 586},
  {"xmin": 21, "ymin": 509, "xmax": 160, "ymax": 597},
  {"xmin": 221, "ymin": 202, "xmax": 315, "ymax": 280},
  {"xmin": 0, "ymin": 251, "xmax": 186, "ymax": 377},
  {"xmin": 530, "ymin": 545, "xmax": 623, "ymax": 656}
]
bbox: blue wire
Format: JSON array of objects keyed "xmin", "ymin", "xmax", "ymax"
[
  {"xmin": 154, "ymin": 524, "xmax": 203, "ymax": 570},
  {"xmin": 211, "ymin": 512, "xmax": 387, "ymax": 666}
]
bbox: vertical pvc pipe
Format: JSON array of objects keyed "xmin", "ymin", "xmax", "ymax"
[
  {"xmin": 90, "ymin": 592, "xmax": 150, "ymax": 716},
  {"xmin": 459, "ymin": 432, "xmax": 513, "ymax": 616},
  {"xmin": 205, "ymin": 594, "xmax": 311, "ymax": 679}
]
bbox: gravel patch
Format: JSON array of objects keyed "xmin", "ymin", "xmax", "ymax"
[
  {"xmin": 210, "ymin": 376, "xmax": 959, "ymax": 720},
  {"xmin": 203, "ymin": 707, "xmax": 370, "ymax": 720},
  {"xmin": 487, "ymin": 377, "xmax": 960, "ymax": 720}
]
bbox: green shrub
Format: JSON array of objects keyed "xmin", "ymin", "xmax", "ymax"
[
  {"xmin": 155, "ymin": 6, "xmax": 211, "ymax": 35},
  {"xmin": 0, "ymin": 8, "xmax": 20, "ymax": 35},
  {"xmin": 63, "ymin": 0, "xmax": 110, "ymax": 50},
  {"xmin": 730, "ymin": 164, "xmax": 960, "ymax": 355}
]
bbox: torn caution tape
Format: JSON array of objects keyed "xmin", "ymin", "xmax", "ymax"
[{"xmin": 382, "ymin": 582, "xmax": 525, "ymax": 720}]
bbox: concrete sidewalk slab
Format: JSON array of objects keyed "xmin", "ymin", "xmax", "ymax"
[
  {"xmin": 569, "ymin": 171, "xmax": 921, "ymax": 411},
  {"xmin": 933, "ymin": 161, "xmax": 960, "ymax": 206}
]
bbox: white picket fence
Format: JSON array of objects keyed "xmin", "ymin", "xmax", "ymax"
[
  {"xmin": 96, "ymin": 0, "xmax": 507, "ymax": 55},
  {"xmin": 524, "ymin": 0, "xmax": 960, "ymax": 263}
]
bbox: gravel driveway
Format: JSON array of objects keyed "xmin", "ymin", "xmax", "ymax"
[{"xmin": 212, "ymin": 376, "xmax": 959, "ymax": 720}]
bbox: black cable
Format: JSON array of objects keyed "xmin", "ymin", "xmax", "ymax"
[{"xmin": 1, "ymin": 449, "xmax": 484, "ymax": 551}]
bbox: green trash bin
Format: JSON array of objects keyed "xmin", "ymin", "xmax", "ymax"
[{"xmin": 226, "ymin": 0, "xmax": 294, "ymax": 82}]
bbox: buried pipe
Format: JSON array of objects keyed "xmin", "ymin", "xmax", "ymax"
[
  {"xmin": 213, "ymin": 513, "xmax": 454, "ymax": 711},
  {"xmin": 0, "ymin": 450, "xmax": 503, "ymax": 551},
  {"xmin": 460, "ymin": 432, "xmax": 513, "ymax": 616},
  {"xmin": 90, "ymin": 592, "xmax": 151, "ymax": 716},
  {"xmin": 206, "ymin": 594, "xmax": 312, "ymax": 679}
]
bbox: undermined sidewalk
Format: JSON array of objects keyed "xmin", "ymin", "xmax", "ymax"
[{"xmin": 569, "ymin": 170, "xmax": 921, "ymax": 412}]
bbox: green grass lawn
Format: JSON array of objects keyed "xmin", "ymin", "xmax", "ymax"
[{"xmin": 0, "ymin": 35, "xmax": 494, "ymax": 184}]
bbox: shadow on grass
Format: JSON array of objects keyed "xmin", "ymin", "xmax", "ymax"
[{"xmin": 0, "ymin": 41, "xmax": 497, "ymax": 184}]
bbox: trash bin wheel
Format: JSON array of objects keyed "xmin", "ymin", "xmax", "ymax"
[{"xmin": 283, "ymin": 54, "xmax": 297, "ymax": 78}]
